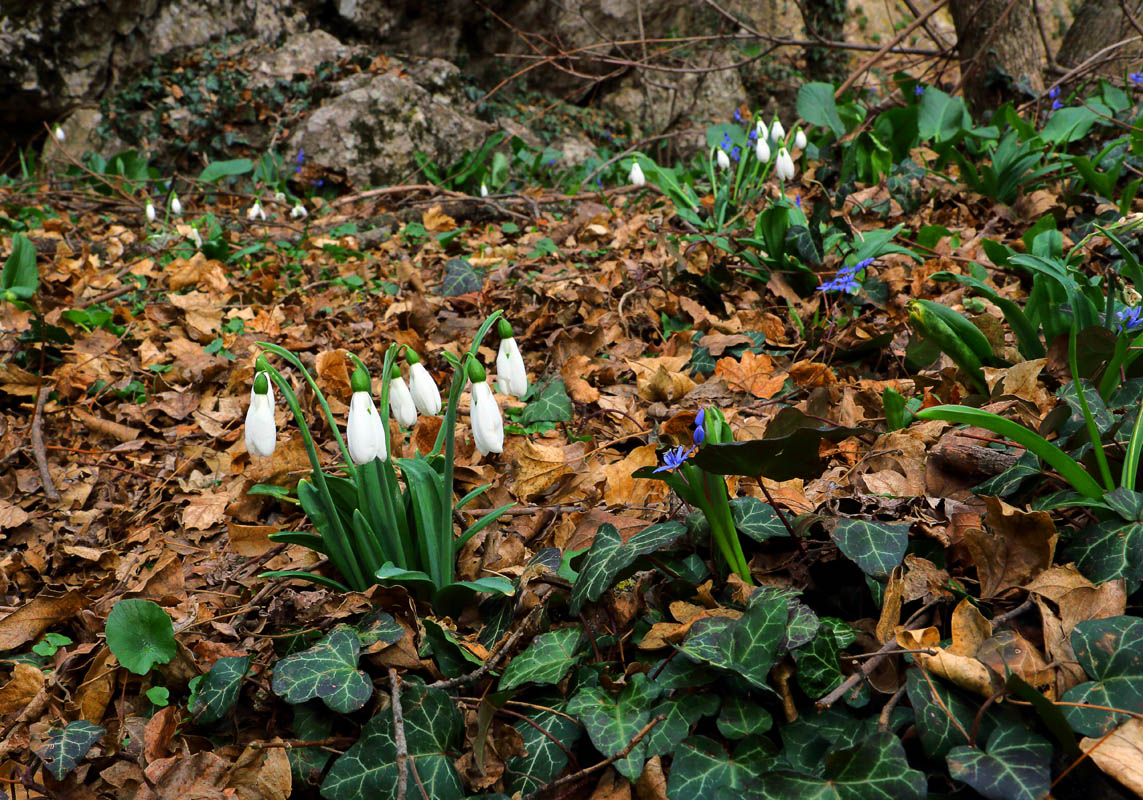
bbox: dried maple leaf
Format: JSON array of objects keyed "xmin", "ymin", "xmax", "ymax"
[{"xmin": 714, "ymin": 351, "xmax": 786, "ymax": 399}]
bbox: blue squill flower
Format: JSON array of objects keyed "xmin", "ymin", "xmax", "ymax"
[
  {"xmin": 296, "ymin": 149, "xmax": 304, "ymax": 173},
  {"xmin": 693, "ymin": 409, "xmax": 706, "ymax": 446},
  {"xmin": 1131, "ymin": 72, "xmax": 1143, "ymax": 85},
  {"xmin": 914, "ymin": 85, "xmax": 924, "ymax": 96},
  {"xmin": 734, "ymin": 109, "xmax": 743, "ymax": 123},
  {"xmin": 1117, "ymin": 306, "xmax": 1143, "ymax": 333},
  {"xmin": 654, "ymin": 445, "xmax": 695, "ymax": 473}
]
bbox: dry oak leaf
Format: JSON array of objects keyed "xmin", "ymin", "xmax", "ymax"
[
  {"xmin": 963, "ymin": 496, "xmax": 1057, "ymax": 599},
  {"xmin": 509, "ymin": 439, "xmax": 573, "ymax": 501},
  {"xmin": 788, "ymin": 360, "xmax": 836, "ymax": 388},
  {"xmin": 0, "ymin": 662, "xmax": 46, "ymax": 715},
  {"xmin": 561, "ymin": 354, "xmax": 600, "ymax": 403},
  {"xmin": 604, "ymin": 444, "xmax": 667, "ymax": 508},
  {"xmin": 715, "ymin": 350, "xmax": 786, "ymax": 399},
  {"xmin": 0, "ymin": 500, "xmax": 29, "ymax": 530},
  {"xmin": 183, "ymin": 491, "xmax": 230, "ymax": 531},
  {"xmin": 1081, "ymin": 718, "xmax": 1143, "ymax": 796},
  {"xmin": 1026, "ymin": 564, "xmax": 1126, "ymax": 634}
]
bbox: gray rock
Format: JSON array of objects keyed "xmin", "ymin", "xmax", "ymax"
[
  {"xmin": 288, "ymin": 65, "xmax": 492, "ymax": 188},
  {"xmin": 247, "ymin": 30, "xmax": 360, "ymax": 90}
]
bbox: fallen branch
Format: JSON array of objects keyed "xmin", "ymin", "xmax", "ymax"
[
  {"xmin": 428, "ymin": 605, "xmax": 543, "ymax": 690},
  {"xmin": 31, "ymin": 387, "xmax": 59, "ymax": 501},
  {"xmin": 390, "ymin": 668, "xmax": 409, "ymax": 800}
]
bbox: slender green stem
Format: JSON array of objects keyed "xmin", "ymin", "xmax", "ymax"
[
  {"xmin": 256, "ymin": 361, "xmax": 368, "ymax": 590},
  {"xmin": 256, "ymin": 342, "xmax": 356, "ymax": 481},
  {"xmin": 1070, "ymin": 327, "xmax": 1115, "ymax": 492},
  {"xmin": 1123, "ymin": 396, "xmax": 1143, "ymax": 491}
]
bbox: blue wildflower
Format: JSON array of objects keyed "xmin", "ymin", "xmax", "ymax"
[
  {"xmin": 694, "ymin": 409, "xmax": 706, "ymax": 446},
  {"xmin": 296, "ymin": 149, "xmax": 304, "ymax": 174},
  {"xmin": 1048, "ymin": 86, "xmax": 1060, "ymax": 99},
  {"xmin": 1131, "ymin": 72, "xmax": 1143, "ymax": 84},
  {"xmin": 654, "ymin": 445, "xmax": 696, "ymax": 473},
  {"xmin": 818, "ymin": 258, "xmax": 873, "ymax": 294},
  {"xmin": 720, "ymin": 132, "xmax": 734, "ymax": 151},
  {"xmin": 1052, "ymin": 99, "xmax": 1064, "ymax": 110},
  {"xmin": 748, "ymin": 128, "xmax": 758, "ymax": 142},
  {"xmin": 1118, "ymin": 306, "xmax": 1143, "ymax": 333},
  {"xmin": 734, "ymin": 109, "xmax": 743, "ymax": 123},
  {"xmin": 914, "ymin": 84, "xmax": 924, "ymax": 96},
  {"xmin": 730, "ymin": 146, "xmax": 741, "ymax": 162},
  {"xmin": 795, "ymin": 194, "xmax": 802, "ymax": 210}
]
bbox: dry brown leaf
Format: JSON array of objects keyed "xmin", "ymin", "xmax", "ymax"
[
  {"xmin": 183, "ymin": 491, "xmax": 230, "ymax": 531},
  {"xmin": 0, "ymin": 590, "xmax": 89, "ymax": 651},
  {"xmin": 1026, "ymin": 565, "xmax": 1126, "ymax": 633},
  {"xmin": 74, "ymin": 647, "xmax": 117, "ymax": 723},
  {"xmin": 900, "ymin": 600, "xmax": 996, "ymax": 696},
  {"xmin": 509, "ymin": 439, "xmax": 573, "ymax": 500},
  {"xmin": 227, "ymin": 522, "xmax": 280, "ymax": 557},
  {"xmin": 788, "ymin": 360, "xmax": 836, "ymax": 387},
  {"xmin": 0, "ymin": 500, "xmax": 29, "ymax": 530},
  {"xmin": 1082, "ymin": 718, "xmax": 1143, "ymax": 796},
  {"xmin": 876, "ymin": 566, "xmax": 904, "ymax": 644},
  {"xmin": 229, "ymin": 741, "xmax": 293, "ymax": 800},
  {"xmin": 959, "ymin": 497, "xmax": 1056, "ymax": 598},
  {"xmin": 422, "ymin": 204, "xmax": 457, "ymax": 233},
  {"xmin": 603, "ymin": 445, "xmax": 666, "ymax": 507},
  {"xmin": 714, "ymin": 351, "xmax": 786, "ymax": 399},
  {"xmin": 144, "ymin": 706, "xmax": 179, "ymax": 763},
  {"xmin": 0, "ymin": 662, "xmax": 46, "ymax": 715},
  {"xmin": 561, "ymin": 354, "xmax": 600, "ymax": 403}
]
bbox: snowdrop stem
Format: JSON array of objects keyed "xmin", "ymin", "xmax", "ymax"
[
  {"xmin": 257, "ymin": 342, "xmax": 357, "ymax": 480},
  {"xmin": 254, "ymin": 358, "xmax": 368, "ymax": 591}
]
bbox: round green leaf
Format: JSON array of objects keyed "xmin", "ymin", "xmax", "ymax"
[{"xmin": 105, "ymin": 599, "xmax": 177, "ymax": 675}]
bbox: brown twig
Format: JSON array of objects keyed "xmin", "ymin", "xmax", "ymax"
[
  {"xmin": 31, "ymin": 387, "xmax": 59, "ymax": 500},
  {"xmin": 389, "ymin": 668, "xmax": 409, "ymax": 800},
  {"xmin": 521, "ymin": 714, "xmax": 667, "ymax": 800},
  {"xmin": 836, "ymin": 0, "xmax": 953, "ymax": 98},
  {"xmin": 428, "ymin": 605, "xmax": 543, "ymax": 690}
]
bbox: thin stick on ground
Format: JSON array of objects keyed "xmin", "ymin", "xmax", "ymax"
[
  {"xmin": 429, "ymin": 605, "xmax": 543, "ymax": 690},
  {"xmin": 522, "ymin": 714, "xmax": 667, "ymax": 800},
  {"xmin": 390, "ymin": 668, "xmax": 409, "ymax": 800},
  {"xmin": 31, "ymin": 387, "xmax": 59, "ymax": 501}
]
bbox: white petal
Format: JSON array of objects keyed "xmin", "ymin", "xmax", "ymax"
[
  {"xmin": 470, "ymin": 381, "xmax": 503, "ymax": 456},
  {"xmin": 480, "ymin": 182, "xmax": 489, "ymax": 197},
  {"xmin": 755, "ymin": 120, "xmax": 768, "ymax": 141},
  {"xmin": 145, "ymin": 203, "xmax": 155, "ymax": 222},
  {"xmin": 347, "ymin": 391, "xmax": 384, "ymax": 464},
  {"xmin": 244, "ymin": 386, "xmax": 276, "ymax": 458},
  {"xmin": 794, "ymin": 129, "xmax": 807, "ymax": 149},
  {"xmin": 389, "ymin": 376, "xmax": 418, "ymax": 429},
  {"xmin": 171, "ymin": 196, "xmax": 182, "ymax": 215},
  {"xmin": 771, "ymin": 120, "xmax": 785, "ymax": 143},
  {"xmin": 756, "ymin": 139, "xmax": 771, "ymax": 163},
  {"xmin": 409, "ymin": 362, "xmax": 442, "ymax": 415},
  {"xmin": 716, "ymin": 149, "xmax": 731, "ymax": 170},
  {"xmin": 496, "ymin": 337, "xmax": 529, "ymax": 399},
  {"xmin": 629, "ymin": 162, "xmax": 645, "ymax": 186}
]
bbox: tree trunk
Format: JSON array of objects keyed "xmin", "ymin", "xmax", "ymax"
[
  {"xmin": 802, "ymin": 0, "xmax": 850, "ymax": 84},
  {"xmin": 949, "ymin": 0, "xmax": 1046, "ymax": 115},
  {"xmin": 1057, "ymin": 0, "xmax": 1143, "ymax": 73}
]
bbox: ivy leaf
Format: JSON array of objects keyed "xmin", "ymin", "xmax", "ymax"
[
  {"xmin": 567, "ymin": 672, "xmax": 661, "ymax": 782},
  {"xmin": 421, "ymin": 618, "xmax": 483, "ymax": 679},
  {"xmin": 905, "ymin": 669, "xmax": 980, "ymax": 759},
  {"xmin": 35, "ymin": 721, "xmax": 104, "ymax": 780},
  {"xmin": 666, "ymin": 735, "xmax": 777, "ymax": 799},
  {"xmin": 1061, "ymin": 615, "xmax": 1143, "ymax": 736},
  {"xmin": 568, "ymin": 522, "xmax": 686, "ymax": 614},
  {"xmin": 290, "ymin": 702, "xmax": 335, "ymax": 787},
  {"xmin": 758, "ymin": 731, "xmax": 926, "ymax": 800},
  {"xmin": 946, "ymin": 723, "xmax": 1051, "ymax": 800},
  {"xmin": 1065, "ymin": 520, "xmax": 1143, "ymax": 583},
  {"xmin": 732, "ymin": 497, "xmax": 789, "ymax": 542},
  {"xmin": 644, "ymin": 693, "xmax": 720, "ymax": 757},
  {"xmin": 440, "ymin": 257, "xmax": 484, "ymax": 297},
  {"xmin": 677, "ymin": 591, "xmax": 789, "ymax": 690},
  {"xmin": 189, "ymin": 656, "xmax": 250, "ymax": 724},
  {"xmin": 520, "ymin": 377, "xmax": 572, "ymax": 424},
  {"xmin": 322, "ymin": 682, "xmax": 464, "ymax": 800},
  {"xmin": 779, "ymin": 707, "xmax": 869, "ymax": 774},
  {"xmin": 272, "ymin": 625, "xmax": 372, "ymax": 713},
  {"xmin": 498, "ymin": 627, "xmax": 584, "ymax": 690},
  {"xmin": 105, "ymin": 598, "xmax": 177, "ymax": 675},
  {"xmin": 506, "ymin": 701, "xmax": 583, "ymax": 795},
  {"xmin": 829, "ymin": 518, "xmax": 909, "ymax": 579},
  {"xmin": 356, "ymin": 610, "xmax": 405, "ymax": 649},
  {"xmin": 717, "ymin": 694, "xmax": 772, "ymax": 739},
  {"xmin": 793, "ymin": 619, "xmax": 852, "ymax": 699}
]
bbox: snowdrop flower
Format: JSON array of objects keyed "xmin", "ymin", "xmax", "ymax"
[
  {"xmin": 770, "ymin": 119, "xmax": 785, "ymax": 143},
  {"xmin": 468, "ymin": 360, "xmax": 503, "ymax": 456},
  {"xmin": 775, "ymin": 148, "xmax": 796, "ymax": 181},
  {"xmin": 145, "ymin": 202, "xmax": 156, "ymax": 223},
  {"xmin": 244, "ymin": 373, "xmax": 277, "ymax": 458},
  {"xmin": 188, "ymin": 227, "xmax": 203, "ymax": 250},
  {"xmin": 755, "ymin": 119, "xmax": 768, "ymax": 142},
  {"xmin": 247, "ymin": 201, "xmax": 266, "ymax": 221},
  {"xmin": 346, "ymin": 366, "xmax": 386, "ymax": 464},
  {"xmin": 480, "ymin": 182, "xmax": 489, "ymax": 197},
  {"xmin": 496, "ymin": 318, "xmax": 528, "ymax": 399},
  {"xmin": 273, "ymin": 191, "xmax": 287, "ymax": 204},
  {"xmin": 716, "ymin": 148, "xmax": 731, "ymax": 171},
  {"xmin": 53, "ymin": 125, "xmax": 65, "ymax": 142},
  {"xmin": 794, "ymin": 128, "xmax": 807, "ymax": 149},
  {"xmin": 170, "ymin": 194, "xmax": 182, "ymax": 216},
  {"xmin": 756, "ymin": 137, "xmax": 771, "ymax": 163},
  {"xmin": 388, "ymin": 364, "xmax": 418, "ymax": 429},
  {"xmin": 291, "ymin": 202, "xmax": 308, "ymax": 220},
  {"xmin": 629, "ymin": 160, "xmax": 645, "ymax": 186},
  {"xmin": 406, "ymin": 349, "xmax": 441, "ymax": 415}
]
